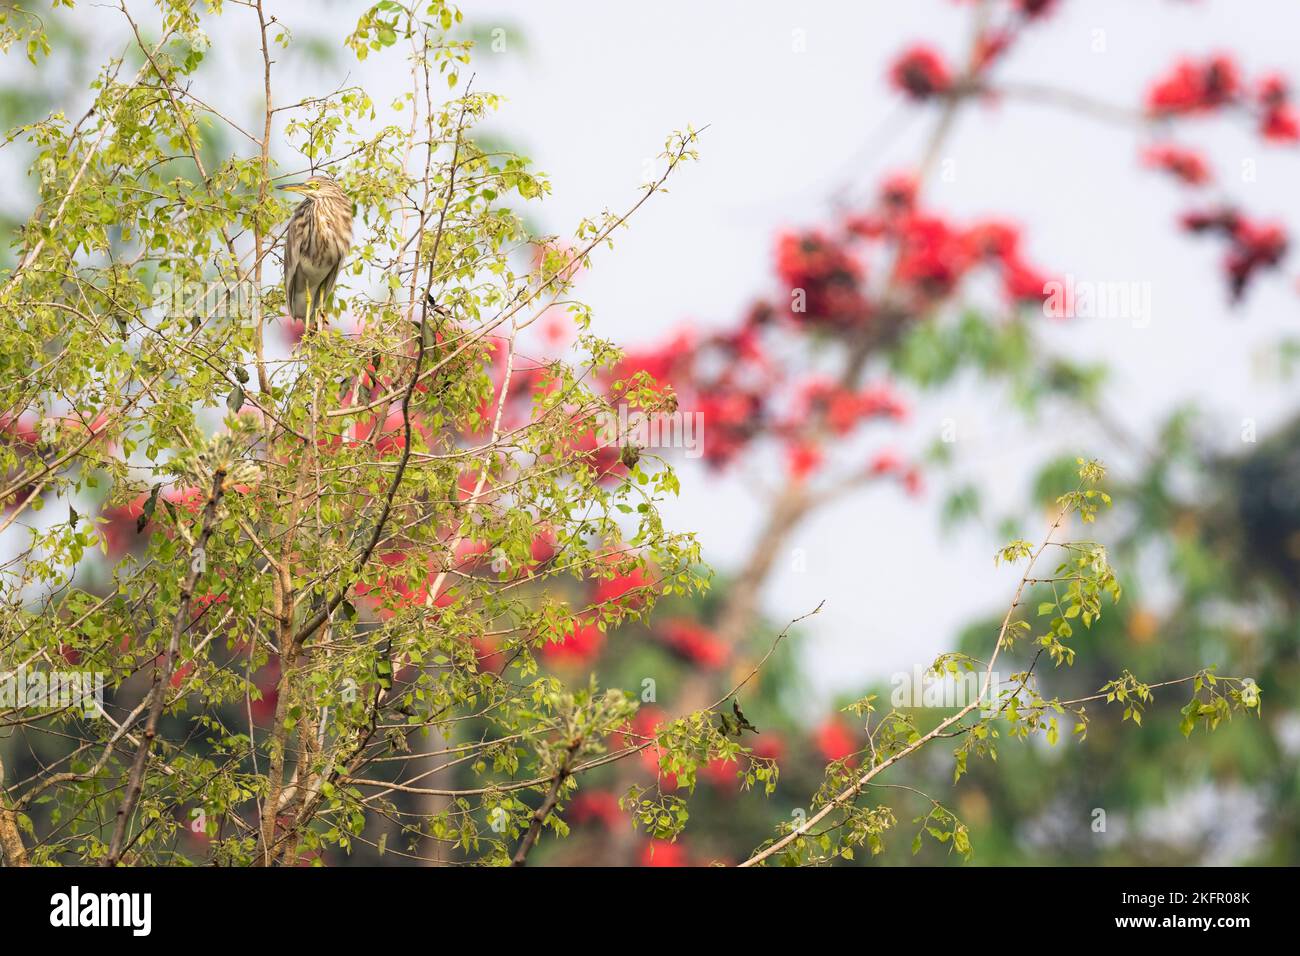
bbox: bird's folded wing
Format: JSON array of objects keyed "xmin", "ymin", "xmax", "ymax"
[{"xmin": 284, "ymin": 233, "xmax": 303, "ymax": 320}]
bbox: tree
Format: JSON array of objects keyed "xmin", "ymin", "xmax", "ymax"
[{"xmin": 0, "ymin": 0, "xmax": 711, "ymax": 866}]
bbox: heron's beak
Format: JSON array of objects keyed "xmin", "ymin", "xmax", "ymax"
[{"xmin": 281, "ymin": 182, "xmax": 308, "ymax": 194}]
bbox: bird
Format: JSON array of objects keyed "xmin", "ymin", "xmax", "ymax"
[{"xmin": 281, "ymin": 174, "xmax": 353, "ymax": 332}]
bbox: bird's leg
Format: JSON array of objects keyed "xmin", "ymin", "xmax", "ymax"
[
  {"xmin": 304, "ymin": 287, "xmax": 316, "ymax": 336},
  {"xmin": 309, "ymin": 285, "xmax": 331, "ymax": 335},
  {"xmin": 317, "ymin": 285, "xmax": 333, "ymax": 333}
]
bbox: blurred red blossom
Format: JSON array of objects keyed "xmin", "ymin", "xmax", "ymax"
[
  {"xmin": 540, "ymin": 617, "xmax": 605, "ymax": 664},
  {"xmin": 893, "ymin": 214, "xmax": 971, "ymax": 301},
  {"xmin": 1142, "ymin": 144, "xmax": 1213, "ymax": 185},
  {"xmin": 1143, "ymin": 53, "xmax": 1299, "ymax": 147},
  {"xmin": 1146, "ymin": 53, "xmax": 1241, "ymax": 115},
  {"xmin": 608, "ymin": 172, "xmax": 1050, "ymax": 484},
  {"xmin": 1261, "ymin": 104, "xmax": 1300, "ymax": 143},
  {"xmin": 592, "ymin": 566, "xmax": 653, "ymax": 608},
  {"xmin": 1254, "ymin": 71, "xmax": 1300, "ymax": 142},
  {"xmin": 658, "ymin": 618, "xmax": 730, "ymax": 669},
  {"xmin": 353, "ymin": 551, "xmax": 437, "ymax": 618},
  {"xmin": 776, "ymin": 229, "xmax": 868, "ymax": 327},
  {"xmin": 567, "ymin": 790, "xmax": 621, "ymax": 830},
  {"xmin": 814, "ymin": 717, "xmax": 858, "ymax": 763},
  {"xmin": 1015, "ymin": 0, "xmax": 1059, "ymax": 18},
  {"xmin": 890, "ymin": 45, "xmax": 953, "ymax": 101},
  {"xmin": 785, "ymin": 441, "xmax": 823, "ymax": 481},
  {"xmin": 798, "ymin": 380, "xmax": 908, "ymax": 435},
  {"xmin": 471, "ymin": 636, "xmax": 507, "ymax": 675},
  {"xmin": 0, "ymin": 414, "xmax": 40, "ymax": 446},
  {"xmin": 1181, "ymin": 207, "xmax": 1289, "ymax": 300},
  {"xmin": 640, "ymin": 839, "xmax": 688, "ymax": 867},
  {"xmin": 752, "ymin": 732, "xmax": 786, "ymax": 764},
  {"xmin": 869, "ymin": 448, "xmax": 904, "ymax": 476}
]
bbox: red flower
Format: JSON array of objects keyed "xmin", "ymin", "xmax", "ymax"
[
  {"xmin": 869, "ymin": 449, "xmax": 904, "ymax": 476},
  {"xmin": 1000, "ymin": 254, "xmax": 1051, "ymax": 304},
  {"xmin": 815, "ymin": 717, "xmax": 858, "ymax": 762},
  {"xmin": 879, "ymin": 171, "xmax": 918, "ymax": 212},
  {"xmin": 593, "ymin": 567, "xmax": 652, "ymax": 608},
  {"xmin": 568, "ymin": 790, "xmax": 621, "ymax": 829},
  {"xmin": 1226, "ymin": 219, "xmax": 1288, "ymax": 301},
  {"xmin": 694, "ymin": 389, "xmax": 764, "ymax": 467},
  {"xmin": 890, "ymin": 45, "xmax": 953, "ymax": 101},
  {"xmin": 1252, "ymin": 70, "xmax": 1298, "ymax": 143},
  {"xmin": 785, "ymin": 441, "xmax": 823, "ymax": 481},
  {"xmin": 775, "ymin": 230, "xmax": 868, "ymax": 327},
  {"xmin": 251, "ymin": 660, "xmax": 280, "ymax": 722},
  {"xmin": 162, "ymin": 486, "xmax": 206, "ymax": 514},
  {"xmin": 893, "ymin": 214, "xmax": 972, "ymax": 301},
  {"xmin": 1145, "ymin": 54, "xmax": 1241, "ymax": 115},
  {"xmin": 192, "ymin": 592, "xmax": 227, "ymax": 616},
  {"xmin": 1196, "ymin": 53, "xmax": 1242, "ymax": 106},
  {"xmin": 616, "ymin": 706, "xmax": 665, "ymax": 752},
  {"xmin": 1015, "ymin": 0, "xmax": 1059, "ymax": 18},
  {"xmin": 282, "ymin": 317, "xmax": 307, "ymax": 345},
  {"xmin": 1180, "ymin": 206, "xmax": 1239, "ymax": 235},
  {"xmin": 827, "ymin": 389, "xmax": 864, "ymax": 434},
  {"xmin": 352, "ymin": 409, "xmax": 424, "ymax": 455},
  {"xmin": 659, "ymin": 618, "xmax": 729, "ymax": 669},
  {"xmin": 797, "ymin": 380, "xmax": 908, "ymax": 437},
  {"xmin": 355, "ymin": 566, "xmax": 423, "ymax": 616},
  {"xmin": 858, "ymin": 384, "xmax": 909, "ymax": 422},
  {"xmin": 640, "ymin": 840, "xmax": 688, "ymax": 867},
  {"xmin": 169, "ymin": 661, "xmax": 195, "ymax": 689},
  {"xmin": 615, "ymin": 707, "xmax": 679, "ymax": 787},
  {"xmin": 539, "ymin": 309, "xmax": 571, "ymax": 349},
  {"xmin": 1181, "ymin": 206, "xmax": 1289, "ymax": 300},
  {"xmin": 703, "ymin": 756, "xmax": 738, "ymax": 789},
  {"xmin": 1141, "ymin": 144, "xmax": 1213, "ymax": 185},
  {"xmin": 453, "ymin": 538, "xmax": 490, "ymax": 570},
  {"xmin": 752, "ymin": 732, "xmax": 786, "ymax": 763},
  {"xmin": 1257, "ymin": 72, "xmax": 1290, "ymax": 108},
  {"xmin": 541, "ymin": 618, "xmax": 605, "ymax": 664},
  {"xmin": 614, "ymin": 330, "xmax": 694, "ymax": 389},
  {"xmin": 471, "ymin": 636, "xmax": 508, "ymax": 675},
  {"xmin": 1262, "ymin": 104, "xmax": 1300, "ymax": 143},
  {"xmin": 775, "ymin": 227, "xmax": 859, "ymax": 285},
  {"xmin": 530, "ymin": 530, "xmax": 557, "ymax": 565},
  {"xmin": 963, "ymin": 219, "xmax": 1022, "ymax": 261},
  {"xmin": 0, "ymin": 414, "xmax": 40, "ymax": 446}
]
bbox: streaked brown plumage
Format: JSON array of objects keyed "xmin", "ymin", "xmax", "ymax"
[{"xmin": 282, "ymin": 174, "xmax": 352, "ymax": 330}]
